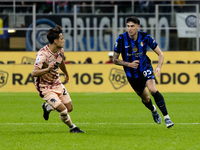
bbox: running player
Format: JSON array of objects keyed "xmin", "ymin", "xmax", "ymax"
[
  {"xmin": 32, "ymin": 25, "xmax": 84, "ymax": 133},
  {"xmin": 113, "ymin": 16, "xmax": 174, "ymax": 128}
]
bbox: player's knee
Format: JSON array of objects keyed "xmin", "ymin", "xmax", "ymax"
[
  {"xmin": 149, "ymin": 88, "xmax": 157, "ymax": 95},
  {"xmin": 142, "ymin": 95, "xmax": 150, "ymax": 103},
  {"xmin": 64, "ymin": 103, "xmax": 73, "ymax": 113},
  {"xmin": 68, "ymin": 106, "xmax": 73, "ymax": 113}
]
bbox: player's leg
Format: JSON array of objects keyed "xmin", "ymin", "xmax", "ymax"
[
  {"xmin": 127, "ymin": 77, "xmax": 161, "ymax": 124},
  {"xmin": 58, "ymin": 85, "xmax": 85, "ymax": 133},
  {"xmin": 42, "ymin": 102, "xmax": 53, "ymax": 120},
  {"xmin": 64, "ymin": 102, "xmax": 73, "ymax": 113},
  {"xmin": 44, "ymin": 92, "xmax": 84, "ymax": 133},
  {"xmin": 57, "ymin": 103, "xmax": 84, "ymax": 133},
  {"xmin": 138, "ymin": 88, "xmax": 161, "ymax": 124},
  {"xmin": 41, "ymin": 85, "xmax": 72, "ymax": 121},
  {"xmin": 59, "ymin": 86, "xmax": 73, "ymax": 113},
  {"xmin": 146, "ymin": 79, "xmax": 174, "ymax": 128}
]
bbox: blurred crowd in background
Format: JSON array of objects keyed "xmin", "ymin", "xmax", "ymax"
[{"xmin": 0, "ymin": 1, "xmax": 199, "ymax": 14}]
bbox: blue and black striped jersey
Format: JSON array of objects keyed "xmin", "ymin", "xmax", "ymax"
[{"xmin": 114, "ymin": 31, "xmax": 158, "ymax": 79}]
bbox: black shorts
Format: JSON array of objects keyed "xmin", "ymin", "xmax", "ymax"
[{"xmin": 127, "ymin": 76, "xmax": 147, "ymax": 95}]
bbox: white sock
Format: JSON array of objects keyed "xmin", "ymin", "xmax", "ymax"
[
  {"xmin": 152, "ymin": 105, "xmax": 157, "ymax": 112},
  {"xmin": 45, "ymin": 103, "xmax": 53, "ymax": 112},
  {"xmin": 164, "ymin": 115, "xmax": 170, "ymax": 120},
  {"xmin": 70, "ymin": 124, "xmax": 76, "ymax": 129}
]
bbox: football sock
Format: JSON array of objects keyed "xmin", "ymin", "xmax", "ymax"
[
  {"xmin": 142, "ymin": 99, "xmax": 154, "ymax": 112},
  {"xmin": 164, "ymin": 115, "xmax": 170, "ymax": 120},
  {"xmin": 69, "ymin": 124, "xmax": 76, "ymax": 129},
  {"xmin": 152, "ymin": 91, "xmax": 168, "ymax": 116},
  {"xmin": 45, "ymin": 103, "xmax": 53, "ymax": 112}
]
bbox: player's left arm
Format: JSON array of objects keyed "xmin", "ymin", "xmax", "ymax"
[
  {"xmin": 153, "ymin": 45, "xmax": 164, "ymax": 77},
  {"xmin": 59, "ymin": 59, "xmax": 69, "ymax": 83}
]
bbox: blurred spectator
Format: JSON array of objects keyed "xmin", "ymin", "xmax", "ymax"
[
  {"xmin": 105, "ymin": 52, "xmax": 114, "ymax": 64},
  {"xmin": 0, "ymin": 2, "xmax": 13, "ymax": 13},
  {"xmin": 43, "ymin": 1, "xmax": 53, "ymax": 13},
  {"xmin": 16, "ymin": 1, "xmax": 26, "ymax": 13},
  {"xmin": 57, "ymin": 1, "xmax": 68, "ymax": 13},
  {"xmin": 84, "ymin": 57, "xmax": 93, "ymax": 64},
  {"xmin": 72, "ymin": 2, "xmax": 81, "ymax": 13},
  {"xmin": 115, "ymin": 1, "xmax": 131, "ymax": 13},
  {"xmin": 42, "ymin": 1, "xmax": 58, "ymax": 13},
  {"xmin": 95, "ymin": 0, "xmax": 115, "ymax": 13},
  {"xmin": 174, "ymin": 0, "xmax": 186, "ymax": 12},
  {"xmin": 81, "ymin": 1, "xmax": 92, "ymax": 13},
  {"xmin": 155, "ymin": 1, "xmax": 171, "ymax": 13},
  {"xmin": 138, "ymin": 1, "xmax": 155, "ymax": 13}
]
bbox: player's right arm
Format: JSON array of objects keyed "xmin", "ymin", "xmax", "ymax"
[
  {"xmin": 113, "ymin": 52, "xmax": 139, "ymax": 69},
  {"xmin": 113, "ymin": 35, "xmax": 139, "ymax": 69},
  {"xmin": 31, "ymin": 63, "xmax": 54, "ymax": 77}
]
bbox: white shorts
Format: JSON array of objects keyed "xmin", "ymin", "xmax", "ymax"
[{"xmin": 41, "ymin": 84, "xmax": 72, "ymax": 109}]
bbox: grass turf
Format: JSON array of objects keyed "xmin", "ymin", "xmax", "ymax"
[{"xmin": 0, "ymin": 92, "xmax": 200, "ymax": 150}]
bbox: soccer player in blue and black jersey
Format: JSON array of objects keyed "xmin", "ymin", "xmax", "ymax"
[{"xmin": 113, "ymin": 16, "xmax": 174, "ymax": 128}]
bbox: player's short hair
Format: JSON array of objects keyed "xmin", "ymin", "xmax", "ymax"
[
  {"xmin": 126, "ymin": 16, "xmax": 140, "ymax": 25},
  {"xmin": 47, "ymin": 25, "xmax": 62, "ymax": 44}
]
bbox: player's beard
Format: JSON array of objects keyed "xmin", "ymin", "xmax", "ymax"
[
  {"xmin": 56, "ymin": 43, "xmax": 64, "ymax": 49},
  {"xmin": 128, "ymin": 31, "xmax": 134, "ymax": 39},
  {"xmin": 128, "ymin": 30, "xmax": 137, "ymax": 40}
]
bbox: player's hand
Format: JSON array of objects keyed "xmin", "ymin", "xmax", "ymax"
[
  {"xmin": 128, "ymin": 60, "xmax": 139, "ymax": 69},
  {"xmin": 155, "ymin": 67, "xmax": 161, "ymax": 77},
  {"xmin": 64, "ymin": 75, "xmax": 69, "ymax": 83},
  {"xmin": 47, "ymin": 63, "xmax": 55, "ymax": 72},
  {"xmin": 47, "ymin": 63, "xmax": 57, "ymax": 75}
]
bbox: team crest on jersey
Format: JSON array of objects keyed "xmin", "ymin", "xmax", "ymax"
[{"xmin": 132, "ymin": 46, "xmax": 138, "ymax": 52}]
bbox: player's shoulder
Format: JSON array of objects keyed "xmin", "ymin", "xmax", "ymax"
[
  {"xmin": 138, "ymin": 31, "xmax": 149, "ymax": 37},
  {"xmin": 37, "ymin": 45, "xmax": 49, "ymax": 57},
  {"xmin": 118, "ymin": 32, "xmax": 127, "ymax": 40},
  {"xmin": 138, "ymin": 31, "xmax": 152, "ymax": 40}
]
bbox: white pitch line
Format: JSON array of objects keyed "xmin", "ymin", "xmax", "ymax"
[{"xmin": 0, "ymin": 123, "xmax": 199, "ymax": 125}]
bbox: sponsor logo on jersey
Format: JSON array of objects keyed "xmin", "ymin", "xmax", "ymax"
[{"xmin": 127, "ymin": 52, "xmax": 143, "ymax": 56}]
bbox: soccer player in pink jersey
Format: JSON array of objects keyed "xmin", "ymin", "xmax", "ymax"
[{"xmin": 32, "ymin": 25, "xmax": 84, "ymax": 133}]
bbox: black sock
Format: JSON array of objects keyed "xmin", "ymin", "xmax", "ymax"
[
  {"xmin": 152, "ymin": 91, "xmax": 168, "ymax": 116},
  {"xmin": 142, "ymin": 99, "xmax": 154, "ymax": 111}
]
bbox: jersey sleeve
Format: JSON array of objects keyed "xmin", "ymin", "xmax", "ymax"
[
  {"xmin": 114, "ymin": 35, "xmax": 123, "ymax": 54},
  {"xmin": 34, "ymin": 51, "xmax": 47, "ymax": 69},
  {"xmin": 146, "ymin": 34, "xmax": 158, "ymax": 50}
]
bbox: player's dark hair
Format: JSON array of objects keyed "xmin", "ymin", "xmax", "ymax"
[
  {"xmin": 126, "ymin": 16, "xmax": 140, "ymax": 25},
  {"xmin": 47, "ymin": 25, "xmax": 62, "ymax": 44}
]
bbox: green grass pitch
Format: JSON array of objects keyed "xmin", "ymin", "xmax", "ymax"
[{"xmin": 0, "ymin": 92, "xmax": 200, "ymax": 150}]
